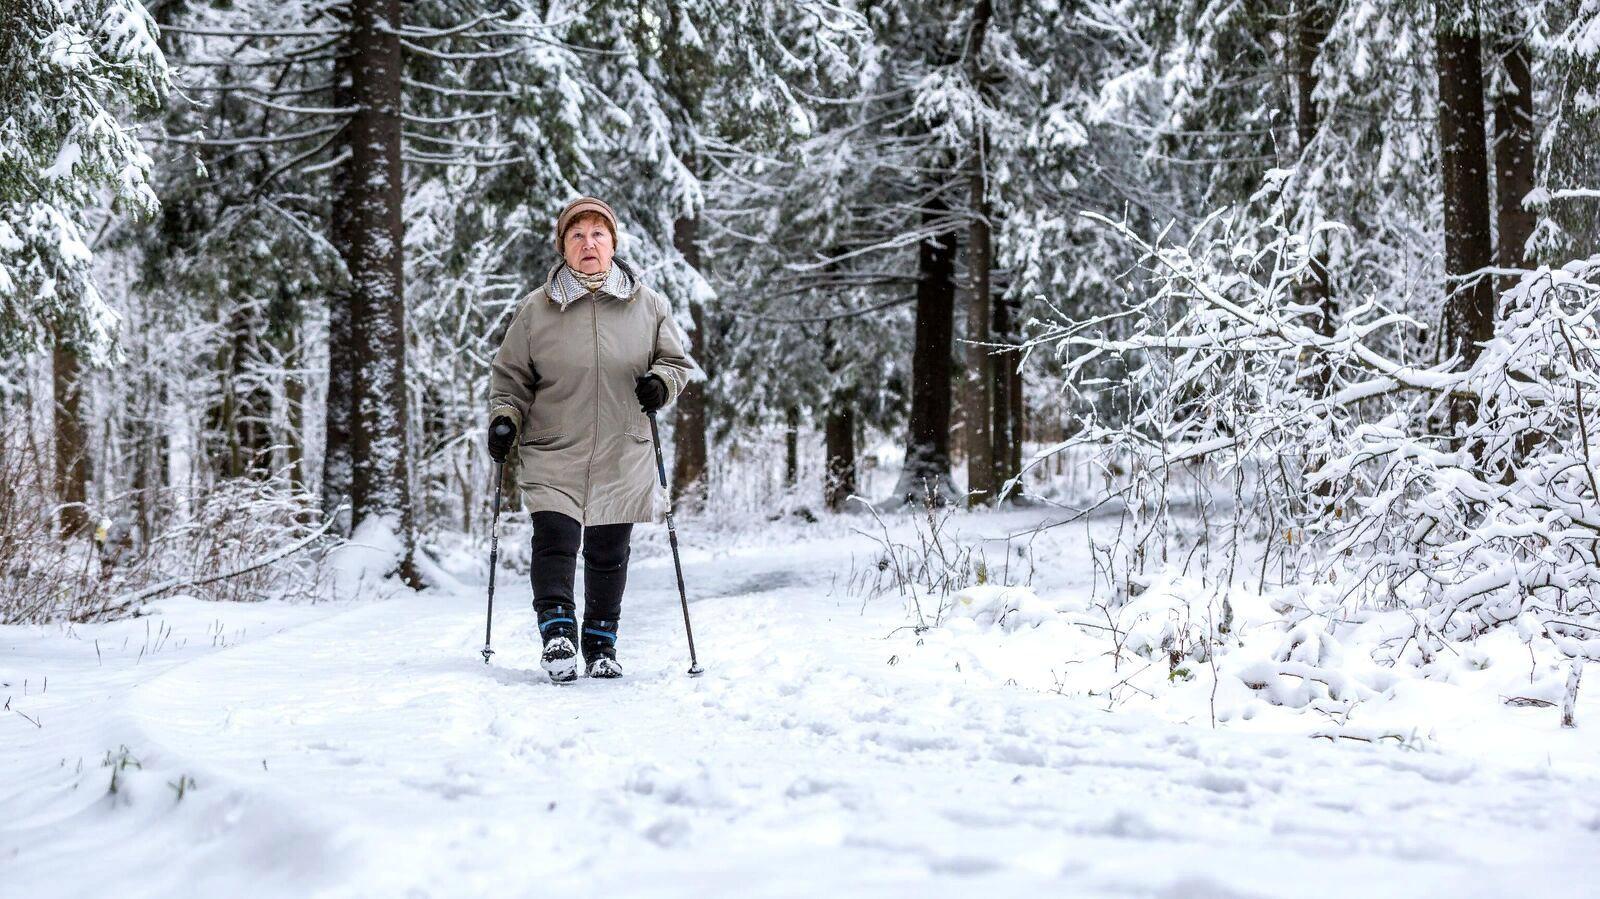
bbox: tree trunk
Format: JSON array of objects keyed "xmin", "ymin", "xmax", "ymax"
[
  {"xmin": 821, "ymin": 320, "xmax": 857, "ymax": 511},
  {"xmin": 977, "ymin": 0, "xmax": 1019, "ymax": 500},
  {"xmin": 1435, "ymin": 4, "xmax": 1495, "ymax": 387},
  {"xmin": 285, "ymin": 337, "xmax": 306, "ymax": 493},
  {"xmin": 1295, "ymin": 0, "xmax": 1335, "ymax": 349},
  {"xmin": 1492, "ymin": 32, "xmax": 1535, "ymax": 295},
  {"xmin": 341, "ymin": 0, "xmax": 417, "ymax": 583},
  {"xmin": 1007, "ymin": 332, "xmax": 1023, "ymax": 483},
  {"xmin": 963, "ymin": 0, "xmax": 996, "ymax": 508},
  {"xmin": 671, "ymin": 212, "xmax": 710, "ymax": 510},
  {"xmin": 893, "ymin": 198, "xmax": 959, "ymax": 505},
  {"xmin": 52, "ymin": 341, "xmax": 89, "ymax": 538},
  {"xmin": 323, "ymin": 36, "xmax": 355, "ymax": 532},
  {"xmin": 232, "ymin": 304, "xmax": 273, "ymax": 477},
  {"xmin": 1296, "ymin": 0, "xmax": 1339, "ymax": 497},
  {"xmin": 146, "ymin": 380, "xmax": 169, "ymax": 540},
  {"xmin": 215, "ymin": 339, "xmax": 239, "ymax": 480},
  {"xmin": 1292, "ymin": 0, "xmax": 1326, "ymax": 164},
  {"xmin": 823, "ymin": 401, "xmax": 856, "ymax": 511},
  {"xmin": 154, "ymin": 378, "xmax": 171, "ymax": 526},
  {"xmin": 323, "ymin": 288, "xmax": 354, "ymax": 529},
  {"xmin": 128, "ymin": 367, "xmax": 157, "ymax": 553},
  {"xmin": 965, "ymin": 174, "xmax": 994, "ymax": 506},
  {"xmin": 991, "ymin": 290, "xmax": 1019, "ymax": 500},
  {"xmin": 1494, "ymin": 24, "xmax": 1541, "ymax": 470},
  {"xmin": 206, "ymin": 304, "xmax": 269, "ymax": 481},
  {"xmin": 784, "ymin": 405, "xmax": 800, "ymax": 487}
]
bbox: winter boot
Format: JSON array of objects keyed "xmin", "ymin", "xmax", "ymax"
[
  {"xmin": 581, "ymin": 618, "xmax": 623, "ymax": 679},
  {"xmin": 537, "ymin": 606, "xmax": 579, "ymax": 683}
]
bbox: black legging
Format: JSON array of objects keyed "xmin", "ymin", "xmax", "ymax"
[{"xmin": 530, "ymin": 510, "xmax": 633, "ymax": 621}]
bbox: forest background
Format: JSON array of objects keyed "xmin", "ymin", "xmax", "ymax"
[{"xmin": 5, "ymin": 0, "xmax": 1600, "ymax": 663}]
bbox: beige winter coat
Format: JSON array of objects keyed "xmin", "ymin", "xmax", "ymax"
[{"xmin": 489, "ymin": 258, "xmax": 695, "ymax": 525}]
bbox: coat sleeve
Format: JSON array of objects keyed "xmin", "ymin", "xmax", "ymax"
[
  {"xmin": 647, "ymin": 289, "xmax": 696, "ymax": 408},
  {"xmin": 488, "ymin": 297, "xmax": 538, "ymax": 435}
]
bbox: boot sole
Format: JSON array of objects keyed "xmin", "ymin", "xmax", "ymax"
[
  {"xmin": 543, "ymin": 654, "xmax": 579, "ymax": 683},
  {"xmin": 541, "ymin": 636, "xmax": 579, "ymax": 683}
]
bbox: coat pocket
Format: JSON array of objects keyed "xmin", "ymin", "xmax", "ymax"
[
  {"xmin": 520, "ymin": 425, "xmax": 562, "ymax": 446},
  {"xmin": 623, "ymin": 429, "xmax": 659, "ymax": 484}
]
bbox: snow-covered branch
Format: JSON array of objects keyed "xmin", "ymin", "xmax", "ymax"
[{"xmin": 1036, "ymin": 177, "xmax": 1600, "ymax": 667}]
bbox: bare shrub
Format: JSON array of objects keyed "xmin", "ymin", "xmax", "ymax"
[
  {"xmin": 847, "ymin": 484, "xmax": 1034, "ymax": 627},
  {"xmin": 2, "ymin": 420, "xmax": 333, "ymax": 624},
  {"xmin": 0, "ymin": 421, "xmax": 111, "ymax": 623}
]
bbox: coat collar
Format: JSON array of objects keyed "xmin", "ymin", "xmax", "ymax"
[{"xmin": 545, "ymin": 257, "xmax": 643, "ymax": 311}]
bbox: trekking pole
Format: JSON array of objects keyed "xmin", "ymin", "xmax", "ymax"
[
  {"xmin": 647, "ymin": 410, "xmax": 703, "ymax": 676},
  {"xmin": 481, "ymin": 460, "xmax": 505, "ymax": 664}
]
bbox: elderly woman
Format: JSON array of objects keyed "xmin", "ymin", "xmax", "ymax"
[{"xmin": 486, "ymin": 196, "xmax": 694, "ymax": 683}]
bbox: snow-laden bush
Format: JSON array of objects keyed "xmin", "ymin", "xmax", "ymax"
[
  {"xmin": 1020, "ymin": 169, "xmax": 1597, "ymax": 722},
  {"xmin": 941, "ymin": 584, "xmax": 1068, "ymax": 633},
  {"xmin": 1315, "ymin": 256, "xmax": 1600, "ymax": 662}
]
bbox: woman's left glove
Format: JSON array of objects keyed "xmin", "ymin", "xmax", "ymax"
[
  {"xmin": 635, "ymin": 373, "xmax": 668, "ymax": 412},
  {"xmin": 487, "ymin": 416, "xmax": 517, "ymax": 463}
]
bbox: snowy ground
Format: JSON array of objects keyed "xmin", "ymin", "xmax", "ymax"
[{"xmin": 5, "ymin": 505, "xmax": 1600, "ymax": 898}]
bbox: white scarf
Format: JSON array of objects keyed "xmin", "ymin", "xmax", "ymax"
[{"xmin": 548, "ymin": 258, "xmax": 639, "ymax": 311}]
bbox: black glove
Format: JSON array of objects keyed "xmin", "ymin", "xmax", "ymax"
[
  {"xmin": 487, "ymin": 416, "xmax": 517, "ymax": 463},
  {"xmin": 635, "ymin": 373, "xmax": 668, "ymax": 413}
]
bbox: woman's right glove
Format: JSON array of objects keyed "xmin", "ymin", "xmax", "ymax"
[
  {"xmin": 635, "ymin": 373, "xmax": 668, "ymax": 412},
  {"xmin": 487, "ymin": 416, "xmax": 517, "ymax": 463}
]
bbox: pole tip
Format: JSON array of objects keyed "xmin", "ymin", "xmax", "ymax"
[
  {"xmin": 481, "ymin": 648, "xmax": 494, "ymax": 665},
  {"xmin": 688, "ymin": 664, "xmax": 704, "ymax": 677}
]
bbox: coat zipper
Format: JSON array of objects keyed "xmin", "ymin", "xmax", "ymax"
[{"xmin": 583, "ymin": 294, "xmax": 600, "ymax": 526}]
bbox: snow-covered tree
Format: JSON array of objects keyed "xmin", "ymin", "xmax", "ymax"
[
  {"xmin": 3, "ymin": 0, "xmax": 168, "ymax": 538},
  {"xmin": 0, "ymin": 0, "xmax": 168, "ymax": 358}
]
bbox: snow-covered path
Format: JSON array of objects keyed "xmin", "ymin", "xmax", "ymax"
[{"xmin": 6, "ymin": 510, "xmax": 1600, "ymax": 898}]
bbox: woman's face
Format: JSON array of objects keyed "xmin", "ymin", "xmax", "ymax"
[{"xmin": 563, "ymin": 215, "xmax": 615, "ymax": 275}]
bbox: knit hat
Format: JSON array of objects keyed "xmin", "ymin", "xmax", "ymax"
[{"xmin": 555, "ymin": 196, "xmax": 618, "ymax": 252}]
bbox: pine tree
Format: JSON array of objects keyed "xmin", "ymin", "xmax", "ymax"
[
  {"xmin": 3, "ymin": 0, "xmax": 168, "ymax": 537},
  {"xmin": 0, "ymin": 0, "xmax": 167, "ymax": 356}
]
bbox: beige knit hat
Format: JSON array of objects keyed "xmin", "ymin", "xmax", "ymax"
[{"xmin": 555, "ymin": 196, "xmax": 618, "ymax": 252}]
